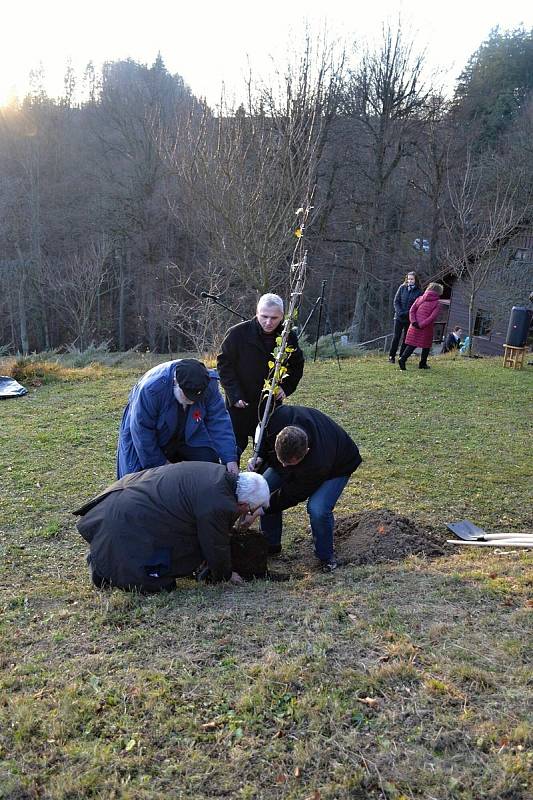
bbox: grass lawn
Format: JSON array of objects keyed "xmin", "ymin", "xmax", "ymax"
[{"xmin": 0, "ymin": 354, "xmax": 532, "ymax": 799}]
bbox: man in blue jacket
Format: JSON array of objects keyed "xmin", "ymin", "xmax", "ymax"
[{"xmin": 116, "ymin": 359, "xmax": 238, "ymax": 478}]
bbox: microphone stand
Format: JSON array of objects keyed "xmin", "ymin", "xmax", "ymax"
[
  {"xmin": 200, "ymin": 294, "xmax": 247, "ymax": 321},
  {"xmin": 299, "ymin": 280, "xmax": 341, "ymax": 370}
]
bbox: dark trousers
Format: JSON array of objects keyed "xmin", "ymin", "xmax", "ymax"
[
  {"xmin": 229, "ymin": 399, "xmax": 283, "ymax": 459},
  {"xmin": 400, "ymin": 345, "xmax": 430, "ymax": 366},
  {"xmin": 389, "ymin": 318, "xmax": 409, "ymax": 358},
  {"xmin": 229, "ymin": 404, "xmax": 260, "ymax": 456},
  {"xmin": 165, "ymin": 442, "xmax": 219, "ymax": 465}
]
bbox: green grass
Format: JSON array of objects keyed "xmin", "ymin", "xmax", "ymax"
[{"xmin": 1, "ymin": 354, "xmax": 532, "ymax": 799}]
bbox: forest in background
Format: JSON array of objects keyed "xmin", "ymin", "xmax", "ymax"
[{"xmin": 1, "ymin": 25, "xmax": 532, "ymax": 355}]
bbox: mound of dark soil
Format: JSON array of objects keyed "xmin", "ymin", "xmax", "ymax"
[
  {"xmin": 333, "ymin": 509, "xmax": 446, "ymax": 565},
  {"xmin": 281, "ymin": 509, "xmax": 446, "ymax": 569}
]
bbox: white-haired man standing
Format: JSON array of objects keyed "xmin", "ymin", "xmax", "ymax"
[
  {"xmin": 74, "ymin": 463, "xmax": 270, "ymax": 592},
  {"xmin": 217, "ymin": 293, "xmax": 305, "ymax": 456}
]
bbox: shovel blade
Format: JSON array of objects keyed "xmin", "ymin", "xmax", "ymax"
[{"xmin": 445, "ymin": 519, "xmax": 487, "ymax": 540}]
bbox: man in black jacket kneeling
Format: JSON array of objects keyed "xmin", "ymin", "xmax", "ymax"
[
  {"xmin": 74, "ymin": 462, "xmax": 270, "ymax": 592},
  {"xmin": 249, "ymin": 406, "xmax": 362, "ymax": 572}
]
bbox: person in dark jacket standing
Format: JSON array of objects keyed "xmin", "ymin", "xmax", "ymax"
[
  {"xmin": 248, "ymin": 405, "xmax": 362, "ymax": 572},
  {"xmin": 217, "ymin": 294, "xmax": 305, "ymax": 457},
  {"xmin": 117, "ymin": 358, "xmax": 238, "ymax": 479},
  {"xmin": 388, "ymin": 272, "xmax": 423, "ymax": 363},
  {"xmin": 74, "ymin": 462, "xmax": 270, "ymax": 592},
  {"xmin": 399, "ymin": 282, "xmax": 443, "ymax": 370}
]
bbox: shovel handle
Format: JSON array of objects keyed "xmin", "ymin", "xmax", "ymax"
[
  {"xmin": 483, "ymin": 532, "xmax": 533, "ymax": 540},
  {"xmin": 447, "ymin": 539, "xmax": 533, "ymax": 548}
]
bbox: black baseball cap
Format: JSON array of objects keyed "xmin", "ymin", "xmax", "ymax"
[{"xmin": 174, "ymin": 359, "xmax": 210, "ymax": 401}]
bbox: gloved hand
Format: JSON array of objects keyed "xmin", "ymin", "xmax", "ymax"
[{"xmin": 412, "ymin": 321, "xmax": 420, "ymax": 329}]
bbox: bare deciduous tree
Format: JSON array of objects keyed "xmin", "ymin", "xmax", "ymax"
[
  {"xmin": 162, "ymin": 33, "xmax": 345, "ymax": 300},
  {"xmin": 162, "ymin": 261, "xmax": 232, "ymax": 357},
  {"xmin": 339, "ymin": 24, "xmax": 431, "ymax": 342},
  {"xmin": 46, "ymin": 240, "xmax": 112, "ymax": 349},
  {"xmin": 444, "ymin": 150, "xmax": 524, "ymax": 354}
]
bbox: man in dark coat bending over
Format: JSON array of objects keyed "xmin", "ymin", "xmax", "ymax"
[
  {"xmin": 249, "ymin": 405, "xmax": 362, "ymax": 572},
  {"xmin": 74, "ymin": 462, "xmax": 270, "ymax": 593},
  {"xmin": 217, "ymin": 293, "xmax": 305, "ymax": 457}
]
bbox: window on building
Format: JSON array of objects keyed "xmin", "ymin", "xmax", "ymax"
[
  {"xmin": 512, "ymin": 248, "xmax": 533, "ymax": 262},
  {"xmin": 474, "ymin": 309, "xmax": 492, "ymax": 337}
]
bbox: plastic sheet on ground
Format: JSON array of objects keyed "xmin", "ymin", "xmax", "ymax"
[{"xmin": 0, "ymin": 376, "xmax": 28, "ymax": 399}]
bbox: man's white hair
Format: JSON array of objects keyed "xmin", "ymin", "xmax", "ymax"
[
  {"xmin": 236, "ymin": 472, "xmax": 270, "ymax": 508},
  {"xmin": 257, "ymin": 293, "xmax": 284, "ymax": 314}
]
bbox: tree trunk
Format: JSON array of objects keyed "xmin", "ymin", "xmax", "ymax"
[
  {"xmin": 117, "ymin": 251, "xmax": 129, "ymax": 351},
  {"xmin": 18, "ymin": 264, "xmax": 29, "ymax": 355},
  {"xmin": 350, "ymin": 274, "xmax": 369, "ymax": 343},
  {"xmin": 40, "ymin": 297, "xmax": 51, "ymax": 350},
  {"xmin": 467, "ymin": 290, "xmax": 476, "ymax": 357},
  {"xmin": 118, "ymin": 276, "xmax": 126, "ymax": 351}
]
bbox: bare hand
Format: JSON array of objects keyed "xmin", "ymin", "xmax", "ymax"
[
  {"xmin": 236, "ymin": 513, "xmax": 253, "ymax": 530},
  {"xmin": 226, "ymin": 461, "xmax": 239, "ymax": 475},
  {"xmin": 277, "ymin": 387, "xmax": 286, "ymax": 401},
  {"xmin": 234, "ymin": 400, "xmax": 249, "ymax": 409},
  {"xmin": 238, "ymin": 508, "xmax": 264, "ymax": 529},
  {"xmin": 229, "ymin": 571, "xmax": 245, "ymax": 585},
  {"xmin": 247, "ymin": 456, "xmax": 263, "ymax": 472},
  {"xmin": 249, "ymin": 507, "xmax": 264, "ymax": 525}
]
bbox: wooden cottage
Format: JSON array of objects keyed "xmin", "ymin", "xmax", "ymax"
[{"xmin": 431, "ymin": 230, "xmax": 533, "ymax": 355}]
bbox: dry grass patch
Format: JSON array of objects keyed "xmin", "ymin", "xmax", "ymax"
[
  {"xmin": 9, "ymin": 357, "xmax": 106, "ymax": 385},
  {"xmin": 1, "ymin": 356, "xmax": 532, "ymax": 799}
]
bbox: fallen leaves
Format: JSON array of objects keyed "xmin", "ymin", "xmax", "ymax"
[
  {"xmin": 200, "ymin": 720, "xmax": 219, "ymax": 730},
  {"xmin": 358, "ymin": 696, "xmax": 381, "ymax": 709}
]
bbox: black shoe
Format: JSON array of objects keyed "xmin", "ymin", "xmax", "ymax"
[
  {"xmin": 268, "ymin": 544, "xmax": 282, "ymax": 556},
  {"xmin": 398, "ymin": 360, "xmax": 406, "ymax": 371},
  {"xmin": 419, "ymin": 363, "xmax": 430, "ymax": 369},
  {"xmin": 388, "ymin": 356, "xmax": 395, "ymax": 363},
  {"xmin": 320, "ymin": 557, "xmax": 338, "ymax": 573}
]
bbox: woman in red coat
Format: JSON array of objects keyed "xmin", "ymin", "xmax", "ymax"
[{"xmin": 398, "ymin": 283, "xmax": 443, "ymax": 370}]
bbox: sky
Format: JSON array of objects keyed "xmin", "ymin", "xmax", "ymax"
[{"xmin": 1, "ymin": 0, "xmax": 531, "ymax": 107}]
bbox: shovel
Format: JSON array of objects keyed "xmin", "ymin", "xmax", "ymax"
[
  {"xmin": 447, "ymin": 539, "xmax": 533, "ymax": 548},
  {"xmin": 446, "ymin": 519, "xmax": 533, "ymax": 542}
]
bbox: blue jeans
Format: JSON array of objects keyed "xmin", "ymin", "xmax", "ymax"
[{"xmin": 261, "ymin": 469, "xmax": 349, "ymax": 561}]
